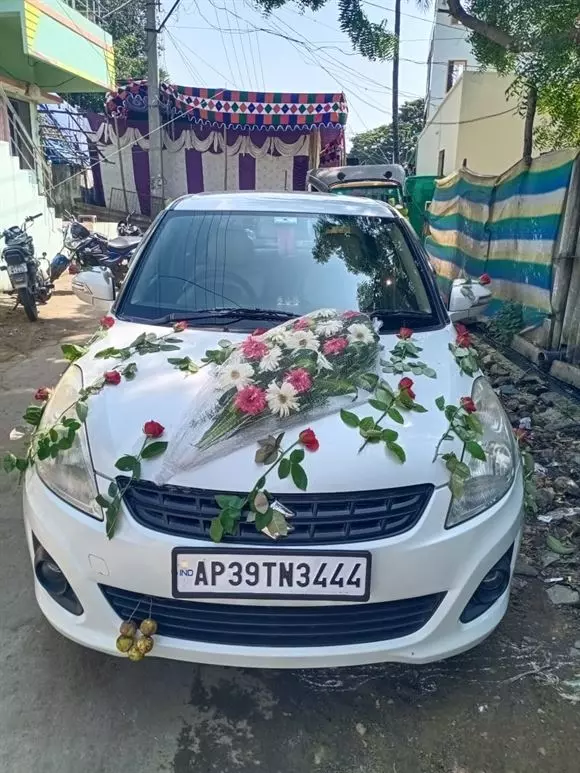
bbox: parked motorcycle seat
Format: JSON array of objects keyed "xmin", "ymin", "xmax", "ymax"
[{"xmin": 107, "ymin": 236, "xmax": 141, "ymax": 253}]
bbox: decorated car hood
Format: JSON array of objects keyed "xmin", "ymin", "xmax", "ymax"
[{"xmin": 80, "ymin": 315, "xmax": 474, "ymax": 492}]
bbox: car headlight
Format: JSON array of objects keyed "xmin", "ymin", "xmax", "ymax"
[
  {"xmin": 35, "ymin": 365, "xmax": 102, "ymax": 519},
  {"xmin": 446, "ymin": 376, "xmax": 517, "ymax": 527}
]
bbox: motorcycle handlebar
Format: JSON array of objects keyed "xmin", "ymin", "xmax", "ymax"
[{"xmin": 26, "ymin": 213, "xmax": 43, "ymax": 222}]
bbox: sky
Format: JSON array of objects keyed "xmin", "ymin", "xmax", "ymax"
[{"xmin": 159, "ymin": 0, "xmax": 436, "ymax": 141}]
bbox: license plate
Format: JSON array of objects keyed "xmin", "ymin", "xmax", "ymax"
[
  {"xmin": 7, "ymin": 263, "xmax": 27, "ymax": 276},
  {"xmin": 172, "ymin": 548, "xmax": 371, "ymax": 601}
]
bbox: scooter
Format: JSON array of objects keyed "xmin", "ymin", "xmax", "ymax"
[{"xmin": 1, "ymin": 213, "xmax": 53, "ymax": 321}]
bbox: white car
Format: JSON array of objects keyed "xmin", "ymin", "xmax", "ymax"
[{"xmin": 21, "ymin": 192, "xmax": 521, "ymax": 668}]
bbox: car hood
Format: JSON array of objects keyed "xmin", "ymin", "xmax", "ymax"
[{"xmin": 80, "ymin": 320, "xmax": 472, "ymax": 492}]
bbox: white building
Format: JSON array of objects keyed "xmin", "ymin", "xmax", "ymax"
[{"xmin": 417, "ymin": 0, "xmax": 527, "ymax": 177}]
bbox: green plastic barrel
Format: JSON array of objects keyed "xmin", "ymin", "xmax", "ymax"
[{"xmin": 404, "ymin": 175, "xmax": 437, "ymax": 240}]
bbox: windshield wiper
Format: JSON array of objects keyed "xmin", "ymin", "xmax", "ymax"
[{"xmin": 137, "ymin": 308, "xmax": 299, "ymax": 326}]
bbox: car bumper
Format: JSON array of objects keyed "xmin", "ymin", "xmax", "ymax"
[{"xmin": 23, "ymin": 469, "xmax": 523, "ymax": 668}]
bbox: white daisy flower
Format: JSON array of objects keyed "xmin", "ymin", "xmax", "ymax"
[
  {"xmin": 259, "ymin": 345, "xmax": 283, "ymax": 372},
  {"xmin": 311, "ymin": 308, "xmax": 336, "ymax": 319},
  {"xmin": 285, "ymin": 329, "xmax": 320, "ymax": 352},
  {"xmin": 316, "ymin": 320, "xmax": 343, "ymax": 337},
  {"xmin": 218, "ymin": 361, "xmax": 255, "ymax": 390},
  {"xmin": 266, "ymin": 381, "xmax": 299, "ymax": 417},
  {"xmin": 347, "ymin": 323, "xmax": 375, "ymax": 345}
]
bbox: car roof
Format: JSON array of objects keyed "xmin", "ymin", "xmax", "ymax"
[{"xmin": 169, "ymin": 191, "xmax": 398, "ymax": 218}]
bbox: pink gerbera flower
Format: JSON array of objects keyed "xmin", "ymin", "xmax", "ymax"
[
  {"xmin": 293, "ymin": 318, "xmax": 310, "ymax": 331},
  {"xmin": 323, "ymin": 337, "xmax": 348, "ymax": 356},
  {"xmin": 241, "ymin": 336, "xmax": 269, "ymax": 360},
  {"xmin": 234, "ymin": 385, "xmax": 267, "ymax": 415},
  {"xmin": 284, "ymin": 368, "xmax": 313, "ymax": 394}
]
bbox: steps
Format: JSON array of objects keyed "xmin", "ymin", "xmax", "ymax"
[{"xmin": 0, "ymin": 141, "xmax": 62, "ymax": 292}]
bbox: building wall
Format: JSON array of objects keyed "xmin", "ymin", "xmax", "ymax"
[
  {"xmin": 426, "ymin": 0, "xmax": 478, "ymax": 119},
  {"xmin": 416, "ymin": 77, "xmax": 464, "ymax": 177},
  {"xmin": 417, "ymin": 71, "xmax": 526, "ymax": 177}
]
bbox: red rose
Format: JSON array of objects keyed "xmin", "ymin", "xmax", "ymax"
[
  {"xmin": 460, "ymin": 397, "xmax": 477, "ymax": 413},
  {"xmin": 104, "ymin": 370, "xmax": 121, "ymax": 385},
  {"xmin": 398, "ymin": 377, "xmax": 415, "ymax": 400},
  {"xmin": 173, "ymin": 321, "xmax": 188, "ymax": 333},
  {"xmin": 456, "ymin": 332, "xmax": 472, "ymax": 348},
  {"xmin": 34, "ymin": 387, "xmax": 51, "ymax": 401},
  {"xmin": 298, "ymin": 428, "xmax": 320, "ymax": 452},
  {"xmin": 479, "ymin": 273, "xmax": 491, "ymax": 286},
  {"xmin": 143, "ymin": 420, "xmax": 165, "ymax": 438},
  {"xmin": 252, "ymin": 327, "xmax": 267, "ymax": 337},
  {"xmin": 100, "ymin": 315, "xmax": 115, "ymax": 329},
  {"xmin": 398, "ymin": 327, "xmax": 413, "ymax": 340}
]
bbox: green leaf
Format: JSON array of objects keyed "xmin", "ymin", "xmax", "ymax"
[
  {"xmin": 122, "ymin": 362, "xmax": 138, "ymax": 380},
  {"xmin": 94, "ymin": 346, "xmax": 120, "ymax": 360},
  {"xmin": 380, "ymin": 428, "xmax": 398, "ymax": 442},
  {"xmin": 209, "ymin": 518, "xmax": 224, "ymax": 543},
  {"xmin": 218, "ymin": 339, "xmax": 233, "ymax": 349},
  {"xmin": 108, "ymin": 481, "xmax": 118, "ymax": 498},
  {"xmin": 290, "ymin": 448, "xmax": 305, "ymax": 464},
  {"xmin": 465, "ymin": 440, "xmax": 486, "ymax": 461},
  {"xmin": 359, "ymin": 416, "xmax": 376, "ymax": 432},
  {"xmin": 160, "ymin": 344, "xmax": 181, "ymax": 352},
  {"xmin": 269, "ymin": 508, "xmax": 290, "ymax": 537},
  {"xmin": 62, "ymin": 418, "xmax": 81, "ymax": 431},
  {"xmin": 255, "ymin": 509, "xmax": 274, "ymax": 531},
  {"xmin": 57, "ymin": 435, "xmax": 74, "ymax": 451},
  {"xmin": 23, "ymin": 405, "xmax": 43, "ymax": 427},
  {"xmin": 466, "ymin": 413, "xmax": 483, "ymax": 434},
  {"xmin": 219, "ymin": 507, "xmax": 240, "ymax": 533},
  {"xmin": 215, "ymin": 494, "xmax": 246, "ymax": 511},
  {"xmin": 449, "ymin": 472, "xmax": 465, "ymax": 499},
  {"xmin": 278, "ymin": 458, "xmax": 291, "ymax": 479},
  {"xmin": 105, "ymin": 498, "xmax": 121, "ymax": 539},
  {"xmin": 340, "ymin": 409, "xmax": 360, "ymax": 428},
  {"xmin": 444, "ymin": 405, "xmax": 459, "ymax": 422},
  {"xmin": 115, "ymin": 454, "xmax": 139, "ymax": 472},
  {"xmin": 76, "ymin": 401, "xmax": 88, "ymax": 423},
  {"xmin": 163, "ymin": 336, "xmax": 182, "ymax": 344},
  {"xmin": 387, "ymin": 407, "xmax": 404, "ymax": 424},
  {"xmin": 412, "ymin": 402, "xmax": 428, "ymax": 413},
  {"xmin": 37, "ymin": 443, "xmax": 50, "ymax": 461},
  {"xmin": 3, "ymin": 453, "xmax": 17, "ymax": 473},
  {"xmin": 435, "ymin": 396, "xmax": 445, "ymax": 410},
  {"xmin": 424, "ymin": 367, "xmax": 437, "ymax": 379},
  {"xmin": 141, "ymin": 441, "xmax": 168, "ymax": 460},
  {"xmin": 95, "ymin": 494, "xmax": 110, "ymax": 509},
  {"xmin": 546, "ymin": 534, "xmax": 576, "ymax": 555},
  {"xmin": 359, "ymin": 372, "xmax": 379, "ymax": 391},
  {"xmin": 291, "ymin": 462, "xmax": 308, "ymax": 491},
  {"xmin": 369, "ymin": 398, "xmax": 389, "ymax": 411},
  {"xmin": 61, "ymin": 343, "xmax": 87, "ymax": 362},
  {"xmin": 386, "ymin": 441, "xmax": 406, "ymax": 463}
]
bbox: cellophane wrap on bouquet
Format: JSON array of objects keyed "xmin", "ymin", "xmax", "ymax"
[{"xmin": 157, "ymin": 309, "xmax": 380, "ymax": 482}]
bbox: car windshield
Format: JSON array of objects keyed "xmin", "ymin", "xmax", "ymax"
[{"xmin": 118, "ymin": 210, "xmax": 439, "ymax": 330}]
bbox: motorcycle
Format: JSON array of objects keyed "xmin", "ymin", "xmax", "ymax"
[
  {"xmin": 0, "ymin": 213, "xmax": 53, "ymax": 321},
  {"xmin": 50, "ymin": 213, "xmax": 142, "ymax": 288},
  {"xmin": 117, "ymin": 210, "xmax": 142, "ymax": 237}
]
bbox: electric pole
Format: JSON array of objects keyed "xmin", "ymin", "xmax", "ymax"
[
  {"xmin": 391, "ymin": 0, "xmax": 401, "ymax": 165},
  {"xmin": 147, "ymin": 0, "xmax": 164, "ymax": 213}
]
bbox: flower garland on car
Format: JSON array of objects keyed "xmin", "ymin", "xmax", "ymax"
[{"xmin": 3, "ymin": 312, "xmax": 485, "ymax": 545}]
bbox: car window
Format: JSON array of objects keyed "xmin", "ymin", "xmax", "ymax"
[{"xmin": 119, "ymin": 210, "xmax": 439, "ymax": 329}]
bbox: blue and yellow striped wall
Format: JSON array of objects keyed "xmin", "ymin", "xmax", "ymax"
[{"xmin": 425, "ymin": 149, "xmax": 579, "ymax": 324}]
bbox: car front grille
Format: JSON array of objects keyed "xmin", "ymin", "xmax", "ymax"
[
  {"xmin": 100, "ymin": 585, "xmax": 445, "ymax": 647},
  {"xmin": 119, "ymin": 478, "xmax": 433, "ymax": 545}
]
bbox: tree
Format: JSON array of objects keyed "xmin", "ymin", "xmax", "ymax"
[
  {"xmin": 349, "ymin": 99, "xmax": 424, "ymax": 171},
  {"xmin": 442, "ymin": 1, "xmax": 580, "ymax": 160},
  {"xmin": 62, "ymin": 0, "xmax": 167, "ymax": 113},
  {"xmin": 253, "ymin": 1, "xmax": 580, "ymax": 159}
]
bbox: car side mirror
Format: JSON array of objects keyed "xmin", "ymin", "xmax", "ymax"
[
  {"xmin": 72, "ymin": 269, "xmax": 115, "ymax": 309},
  {"xmin": 448, "ymin": 278, "xmax": 492, "ymax": 322}
]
